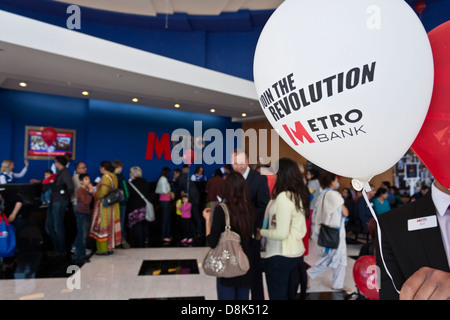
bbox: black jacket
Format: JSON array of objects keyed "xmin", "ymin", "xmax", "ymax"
[
  {"xmin": 51, "ymin": 167, "xmax": 74, "ymax": 202},
  {"xmin": 245, "ymin": 168, "xmax": 270, "ymax": 231},
  {"xmin": 376, "ymin": 190, "xmax": 449, "ymax": 300},
  {"xmin": 126, "ymin": 177, "xmax": 151, "ymax": 214}
]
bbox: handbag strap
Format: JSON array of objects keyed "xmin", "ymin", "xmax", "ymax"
[
  {"xmin": 219, "ymin": 203, "xmax": 231, "ymax": 230},
  {"xmin": 320, "ymin": 189, "xmax": 343, "ymax": 231},
  {"xmin": 0, "ymin": 212, "xmax": 9, "ymax": 225},
  {"xmin": 129, "ymin": 181, "xmax": 147, "ymax": 202},
  {"xmin": 104, "ymin": 174, "xmax": 116, "ymax": 190}
]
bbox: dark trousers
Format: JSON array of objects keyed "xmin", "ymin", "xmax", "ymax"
[
  {"xmin": 132, "ymin": 220, "xmax": 149, "ymax": 247},
  {"xmin": 181, "ymin": 218, "xmax": 194, "ymax": 239},
  {"xmin": 190, "ymin": 200, "xmax": 202, "ymax": 236},
  {"xmin": 216, "ymin": 278, "xmax": 250, "ymax": 300},
  {"xmin": 250, "ymin": 239, "xmax": 264, "ymax": 300},
  {"xmin": 293, "ymin": 256, "xmax": 308, "ymax": 300},
  {"xmin": 264, "ymin": 255, "xmax": 301, "ymax": 300},
  {"xmin": 160, "ymin": 201, "xmax": 171, "ymax": 239},
  {"xmin": 45, "ymin": 200, "xmax": 69, "ymax": 256},
  {"xmin": 73, "ymin": 211, "xmax": 89, "ymax": 259}
]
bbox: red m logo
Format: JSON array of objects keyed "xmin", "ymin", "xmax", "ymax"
[
  {"xmin": 282, "ymin": 121, "xmax": 315, "ymax": 145},
  {"xmin": 145, "ymin": 132, "xmax": 172, "ymax": 160}
]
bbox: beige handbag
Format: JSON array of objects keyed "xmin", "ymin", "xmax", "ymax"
[{"xmin": 202, "ymin": 203, "xmax": 250, "ymax": 278}]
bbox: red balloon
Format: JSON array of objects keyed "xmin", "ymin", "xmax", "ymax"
[
  {"xmin": 183, "ymin": 149, "xmax": 195, "ymax": 165},
  {"xmin": 41, "ymin": 126, "xmax": 57, "ymax": 146},
  {"xmin": 411, "ymin": 21, "xmax": 450, "ymax": 188},
  {"xmin": 353, "ymin": 255, "xmax": 379, "ymax": 300},
  {"xmin": 414, "ymin": 1, "xmax": 426, "ymax": 14}
]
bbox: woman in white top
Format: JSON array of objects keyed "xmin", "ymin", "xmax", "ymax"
[
  {"xmin": 0, "ymin": 159, "xmax": 29, "ymax": 184},
  {"xmin": 155, "ymin": 167, "xmax": 172, "ymax": 243},
  {"xmin": 307, "ymin": 171, "xmax": 349, "ymax": 291},
  {"xmin": 258, "ymin": 158, "xmax": 310, "ymax": 300}
]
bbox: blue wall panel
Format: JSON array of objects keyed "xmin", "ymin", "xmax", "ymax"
[{"xmin": 0, "ymin": 89, "xmax": 241, "ymax": 183}]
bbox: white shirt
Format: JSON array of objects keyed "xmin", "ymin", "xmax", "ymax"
[
  {"xmin": 0, "ymin": 166, "xmax": 28, "ymax": 184},
  {"xmin": 431, "ymin": 183, "xmax": 450, "ymax": 268},
  {"xmin": 242, "ymin": 166, "xmax": 250, "ymax": 180}
]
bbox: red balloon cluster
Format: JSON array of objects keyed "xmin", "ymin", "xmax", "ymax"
[
  {"xmin": 353, "ymin": 255, "xmax": 379, "ymax": 300},
  {"xmin": 41, "ymin": 126, "xmax": 57, "ymax": 146},
  {"xmin": 412, "ymin": 21, "xmax": 450, "ymax": 188}
]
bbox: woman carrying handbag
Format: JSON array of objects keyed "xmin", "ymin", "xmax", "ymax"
[
  {"xmin": 307, "ymin": 171, "xmax": 349, "ymax": 292},
  {"xmin": 202, "ymin": 171, "xmax": 254, "ymax": 300}
]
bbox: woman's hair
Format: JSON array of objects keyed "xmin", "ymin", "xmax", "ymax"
[
  {"xmin": 100, "ymin": 160, "xmax": 114, "ymax": 173},
  {"xmin": 307, "ymin": 169, "xmax": 319, "ymax": 180},
  {"xmin": 342, "ymin": 188, "xmax": 353, "ymax": 200},
  {"xmin": 318, "ymin": 171, "xmax": 337, "ymax": 189},
  {"xmin": 221, "ymin": 171, "xmax": 254, "ymax": 239},
  {"xmin": 272, "ymin": 158, "xmax": 310, "ymax": 217},
  {"xmin": 375, "ymin": 187, "xmax": 387, "ymax": 198},
  {"xmin": 194, "ymin": 165, "xmax": 204, "ymax": 174},
  {"xmin": 129, "ymin": 166, "xmax": 143, "ymax": 178},
  {"xmin": 160, "ymin": 167, "xmax": 171, "ymax": 179},
  {"xmin": 1, "ymin": 160, "xmax": 13, "ymax": 173}
]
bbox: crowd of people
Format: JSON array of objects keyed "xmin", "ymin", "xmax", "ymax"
[{"xmin": 0, "ymin": 150, "xmax": 444, "ymax": 301}]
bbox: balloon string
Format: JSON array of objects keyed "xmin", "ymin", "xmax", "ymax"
[{"xmin": 362, "ymin": 186, "xmax": 401, "ymax": 295}]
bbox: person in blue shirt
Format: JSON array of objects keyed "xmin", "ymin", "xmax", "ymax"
[
  {"xmin": 0, "ymin": 159, "xmax": 29, "ymax": 184},
  {"xmin": 373, "ymin": 187, "xmax": 391, "ymax": 215}
]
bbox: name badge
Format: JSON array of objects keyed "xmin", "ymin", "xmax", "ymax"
[{"xmin": 407, "ymin": 215, "xmax": 438, "ymax": 231}]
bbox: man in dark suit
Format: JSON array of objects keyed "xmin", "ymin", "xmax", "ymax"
[
  {"xmin": 376, "ymin": 180, "xmax": 450, "ymax": 300},
  {"xmin": 231, "ymin": 149, "xmax": 271, "ymax": 300}
]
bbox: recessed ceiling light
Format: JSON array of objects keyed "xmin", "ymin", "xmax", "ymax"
[
  {"xmin": 174, "ymin": 104, "xmax": 180, "ymax": 108},
  {"xmin": 82, "ymin": 91, "xmax": 89, "ymax": 96},
  {"xmin": 242, "ymin": 113, "xmax": 247, "ymax": 117},
  {"xmin": 19, "ymin": 82, "xmax": 27, "ymax": 87},
  {"xmin": 210, "ymin": 108, "xmax": 216, "ymax": 113},
  {"xmin": 132, "ymin": 98, "xmax": 139, "ymax": 102}
]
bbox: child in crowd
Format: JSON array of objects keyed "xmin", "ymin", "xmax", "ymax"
[
  {"xmin": 73, "ymin": 173, "xmax": 93, "ymax": 263},
  {"xmin": 40, "ymin": 169, "xmax": 57, "ymax": 207},
  {"xmin": 177, "ymin": 195, "xmax": 193, "ymax": 245}
]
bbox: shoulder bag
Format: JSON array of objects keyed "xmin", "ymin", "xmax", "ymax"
[
  {"xmin": 101, "ymin": 175, "xmax": 124, "ymax": 207},
  {"xmin": 0, "ymin": 213, "xmax": 16, "ymax": 258},
  {"xmin": 129, "ymin": 181, "xmax": 155, "ymax": 222},
  {"xmin": 317, "ymin": 191, "xmax": 342, "ymax": 249},
  {"xmin": 202, "ymin": 203, "xmax": 250, "ymax": 278}
]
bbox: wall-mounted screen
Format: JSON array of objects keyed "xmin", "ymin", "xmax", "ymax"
[{"xmin": 24, "ymin": 126, "xmax": 76, "ymax": 160}]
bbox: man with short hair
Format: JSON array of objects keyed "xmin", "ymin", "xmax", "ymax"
[
  {"xmin": 45, "ymin": 155, "xmax": 74, "ymax": 257},
  {"xmin": 50, "ymin": 152, "xmax": 73, "ymax": 174}
]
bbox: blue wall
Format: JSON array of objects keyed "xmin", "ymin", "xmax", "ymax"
[{"xmin": 0, "ymin": 89, "xmax": 241, "ymax": 183}]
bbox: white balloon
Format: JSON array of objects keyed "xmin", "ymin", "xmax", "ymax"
[{"xmin": 254, "ymin": 0, "xmax": 433, "ymax": 186}]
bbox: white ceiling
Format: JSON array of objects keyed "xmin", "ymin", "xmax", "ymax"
[
  {"xmin": 54, "ymin": 0, "xmax": 284, "ymax": 16},
  {"xmin": 0, "ymin": 2, "xmax": 283, "ymax": 120}
]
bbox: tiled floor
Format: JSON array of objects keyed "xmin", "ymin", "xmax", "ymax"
[
  {"xmin": 0, "ymin": 242, "xmax": 365, "ymax": 300},
  {"xmin": 0, "ymin": 207, "xmax": 369, "ymax": 300}
]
